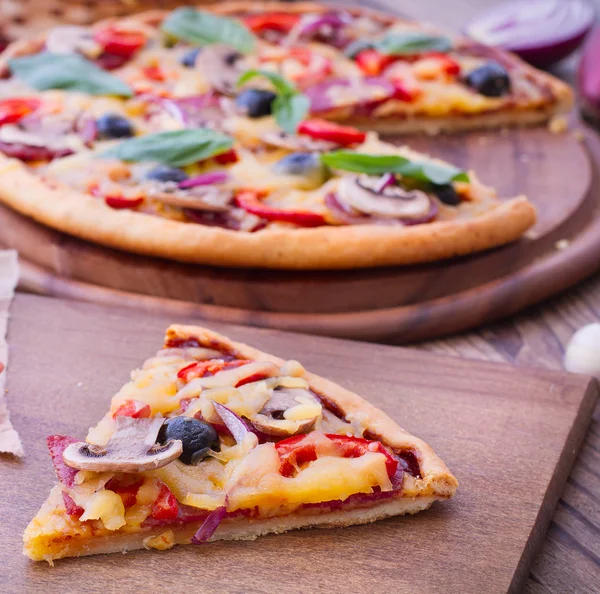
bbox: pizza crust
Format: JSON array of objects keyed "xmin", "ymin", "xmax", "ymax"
[{"xmin": 0, "ymin": 156, "xmax": 535, "ymax": 270}]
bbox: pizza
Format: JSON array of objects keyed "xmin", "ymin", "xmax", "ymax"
[
  {"xmin": 0, "ymin": 3, "xmax": 547, "ymax": 269},
  {"xmin": 23, "ymin": 324, "xmax": 458, "ymax": 562}
]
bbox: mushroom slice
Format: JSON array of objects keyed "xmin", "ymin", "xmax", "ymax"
[
  {"xmin": 62, "ymin": 417, "xmax": 182, "ymax": 473},
  {"xmin": 46, "ymin": 26, "xmax": 102, "ymax": 58},
  {"xmin": 262, "ymin": 131, "xmax": 337, "ymax": 152},
  {"xmin": 197, "ymin": 44, "xmax": 248, "ymax": 95},
  {"xmin": 147, "ymin": 186, "xmax": 233, "ymax": 212},
  {"xmin": 251, "ymin": 387, "xmax": 323, "ymax": 436},
  {"xmin": 337, "ymin": 174, "xmax": 434, "ymax": 220}
]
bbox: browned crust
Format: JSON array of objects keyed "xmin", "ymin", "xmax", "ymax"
[
  {"xmin": 0, "ymin": 157, "xmax": 536, "ymax": 269},
  {"xmin": 165, "ymin": 324, "xmax": 458, "ymax": 496}
]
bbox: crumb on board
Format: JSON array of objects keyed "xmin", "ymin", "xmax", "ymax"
[
  {"xmin": 555, "ymin": 239, "xmax": 570, "ymax": 251},
  {"xmin": 548, "ymin": 116, "xmax": 568, "ymax": 134},
  {"xmin": 524, "ymin": 229, "xmax": 540, "ymax": 240},
  {"xmin": 572, "ymin": 129, "xmax": 585, "ymax": 142}
]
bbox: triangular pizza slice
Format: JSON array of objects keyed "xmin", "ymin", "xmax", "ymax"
[{"xmin": 24, "ymin": 325, "xmax": 458, "ymax": 562}]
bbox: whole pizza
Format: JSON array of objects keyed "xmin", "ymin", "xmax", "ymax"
[{"xmin": 0, "ymin": 2, "xmax": 571, "ymax": 269}]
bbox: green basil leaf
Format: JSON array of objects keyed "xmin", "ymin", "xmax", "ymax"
[
  {"xmin": 9, "ymin": 53, "xmax": 133, "ymax": 97},
  {"xmin": 100, "ymin": 129, "xmax": 234, "ymax": 167},
  {"xmin": 273, "ymin": 93, "xmax": 311, "ymax": 135},
  {"xmin": 237, "ymin": 70, "xmax": 309, "ymax": 134},
  {"xmin": 320, "ymin": 151, "xmax": 468, "ymax": 185},
  {"xmin": 237, "ymin": 69, "xmax": 297, "ymax": 96},
  {"xmin": 374, "ymin": 32, "xmax": 453, "ymax": 56},
  {"xmin": 162, "ymin": 7, "xmax": 256, "ymax": 54}
]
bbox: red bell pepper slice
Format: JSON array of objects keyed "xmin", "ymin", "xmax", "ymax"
[
  {"xmin": 244, "ymin": 12, "xmax": 300, "ymax": 34},
  {"xmin": 142, "ymin": 64, "xmax": 165, "ymax": 82},
  {"xmin": 213, "ymin": 148, "xmax": 239, "ymax": 165},
  {"xmin": 297, "ymin": 119, "xmax": 366, "ymax": 146},
  {"xmin": 235, "ymin": 191, "xmax": 328, "ymax": 228},
  {"xmin": 104, "ymin": 195, "xmax": 144, "ymax": 209},
  {"xmin": 276, "ymin": 433, "xmax": 399, "ymax": 478},
  {"xmin": 177, "ymin": 359, "xmax": 250, "ymax": 383},
  {"xmin": 355, "ymin": 49, "xmax": 397, "ymax": 76},
  {"xmin": 113, "ymin": 399, "xmax": 151, "ymax": 419},
  {"xmin": 94, "ymin": 26, "xmax": 147, "ymax": 58},
  {"xmin": 149, "ymin": 482, "xmax": 179, "ymax": 521},
  {"xmin": 0, "ymin": 98, "xmax": 41, "ymax": 126},
  {"xmin": 429, "ymin": 53, "xmax": 460, "ymax": 76}
]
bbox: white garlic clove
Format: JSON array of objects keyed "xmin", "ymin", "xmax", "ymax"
[{"xmin": 564, "ymin": 323, "xmax": 600, "ymax": 378}]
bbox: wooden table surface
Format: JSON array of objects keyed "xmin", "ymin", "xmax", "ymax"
[{"xmin": 360, "ymin": 0, "xmax": 600, "ymax": 591}]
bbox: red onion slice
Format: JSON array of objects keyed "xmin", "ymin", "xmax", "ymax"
[
  {"xmin": 578, "ymin": 27, "xmax": 600, "ymax": 121},
  {"xmin": 297, "ymin": 11, "xmax": 352, "ymax": 39},
  {"xmin": 306, "ymin": 77, "xmax": 395, "ymax": 113},
  {"xmin": 465, "ymin": 0, "xmax": 594, "ymax": 67},
  {"xmin": 190, "ymin": 505, "xmax": 227, "ymax": 544},
  {"xmin": 374, "ymin": 173, "xmax": 396, "ymax": 193},
  {"xmin": 178, "ymin": 171, "xmax": 230, "ymax": 189},
  {"xmin": 0, "ymin": 141, "xmax": 73, "ymax": 162},
  {"xmin": 212, "ymin": 402, "xmax": 252, "ymax": 445}
]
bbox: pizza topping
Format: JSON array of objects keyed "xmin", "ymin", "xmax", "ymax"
[
  {"xmin": 305, "ymin": 76, "xmax": 396, "ymax": 113},
  {"xmin": 157, "ymin": 417, "xmax": 220, "ymax": 465},
  {"xmin": 272, "ymin": 152, "xmax": 328, "ymax": 186},
  {"xmin": 191, "ymin": 505, "xmax": 227, "ymax": 544},
  {"xmin": 179, "ymin": 170, "xmax": 230, "ymax": 189},
  {"xmin": 235, "ymin": 190, "xmax": 327, "ymax": 227},
  {"xmin": 45, "ymin": 26, "xmax": 101, "ymax": 58},
  {"xmin": 113, "ymin": 399, "xmax": 152, "ymax": 419},
  {"xmin": 8, "ymin": 53, "xmax": 133, "ymax": 97},
  {"xmin": 0, "ymin": 97, "xmax": 40, "ymax": 126},
  {"xmin": 197, "ymin": 44, "xmax": 248, "ymax": 95},
  {"xmin": 235, "ymin": 89, "xmax": 277, "ymax": 118},
  {"xmin": 251, "ymin": 388, "xmax": 322, "ymax": 436},
  {"xmin": 162, "ymin": 7, "xmax": 257, "ymax": 55},
  {"xmin": 244, "ymin": 12, "xmax": 300, "ymax": 35},
  {"xmin": 145, "ymin": 164, "xmax": 189, "ymax": 184},
  {"xmin": 47, "ymin": 435, "xmax": 80, "ymax": 487},
  {"xmin": 275, "ymin": 433, "xmax": 398, "ymax": 479},
  {"xmin": 180, "ymin": 47, "xmax": 202, "ymax": 68},
  {"xmin": 293, "ymin": 11, "xmax": 353, "ymax": 43},
  {"xmin": 212, "ymin": 401, "xmax": 253, "ymax": 444},
  {"xmin": 0, "ymin": 141, "xmax": 73, "ymax": 162},
  {"xmin": 337, "ymin": 174, "xmax": 435, "ymax": 220},
  {"xmin": 96, "ymin": 113, "xmax": 135, "ymax": 139},
  {"xmin": 433, "ymin": 183, "xmax": 461, "ymax": 206},
  {"xmin": 62, "ymin": 417, "xmax": 183, "ymax": 472},
  {"xmin": 355, "ymin": 49, "xmax": 397, "ymax": 77},
  {"xmin": 94, "ymin": 26, "xmax": 147, "ymax": 59},
  {"xmin": 100, "ymin": 129, "xmax": 234, "ymax": 167},
  {"xmin": 465, "ymin": 61, "xmax": 511, "ymax": 97},
  {"xmin": 297, "ymin": 119, "xmax": 366, "ymax": 147},
  {"xmin": 262, "ymin": 131, "xmax": 336, "ymax": 152}
]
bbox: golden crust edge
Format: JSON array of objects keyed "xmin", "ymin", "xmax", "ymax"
[
  {"xmin": 0, "ymin": 156, "xmax": 536, "ymax": 270},
  {"xmin": 165, "ymin": 324, "xmax": 459, "ymax": 497}
]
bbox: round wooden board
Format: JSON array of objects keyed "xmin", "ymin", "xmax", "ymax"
[{"xmin": 4, "ymin": 122, "xmax": 600, "ymax": 344}]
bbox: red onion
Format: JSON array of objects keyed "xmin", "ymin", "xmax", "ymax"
[
  {"xmin": 297, "ymin": 11, "xmax": 352, "ymax": 39},
  {"xmin": 212, "ymin": 402, "xmax": 252, "ymax": 444},
  {"xmin": 0, "ymin": 142, "xmax": 73, "ymax": 161},
  {"xmin": 62, "ymin": 492, "xmax": 84, "ymax": 517},
  {"xmin": 465, "ymin": 0, "xmax": 594, "ymax": 68},
  {"xmin": 306, "ymin": 77, "xmax": 396, "ymax": 113},
  {"xmin": 579, "ymin": 27, "xmax": 600, "ymax": 122},
  {"xmin": 190, "ymin": 505, "xmax": 227, "ymax": 544},
  {"xmin": 374, "ymin": 173, "xmax": 396, "ymax": 193},
  {"xmin": 178, "ymin": 170, "xmax": 230, "ymax": 189},
  {"xmin": 183, "ymin": 209, "xmax": 241, "ymax": 230}
]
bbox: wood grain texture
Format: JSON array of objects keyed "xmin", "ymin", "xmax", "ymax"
[
  {"xmin": 1, "ymin": 293, "xmax": 597, "ymax": 594},
  {"xmin": 5, "ymin": 125, "xmax": 600, "ymax": 344}
]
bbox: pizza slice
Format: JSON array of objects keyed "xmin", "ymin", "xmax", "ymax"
[{"xmin": 24, "ymin": 324, "xmax": 458, "ymax": 562}]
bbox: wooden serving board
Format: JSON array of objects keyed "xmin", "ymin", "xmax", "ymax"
[
  {"xmin": 5, "ymin": 123, "xmax": 600, "ymax": 344},
  {"xmin": 1, "ymin": 294, "xmax": 597, "ymax": 593}
]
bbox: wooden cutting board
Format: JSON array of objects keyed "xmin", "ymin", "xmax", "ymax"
[{"xmin": 0, "ymin": 294, "xmax": 597, "ymax": 593}]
